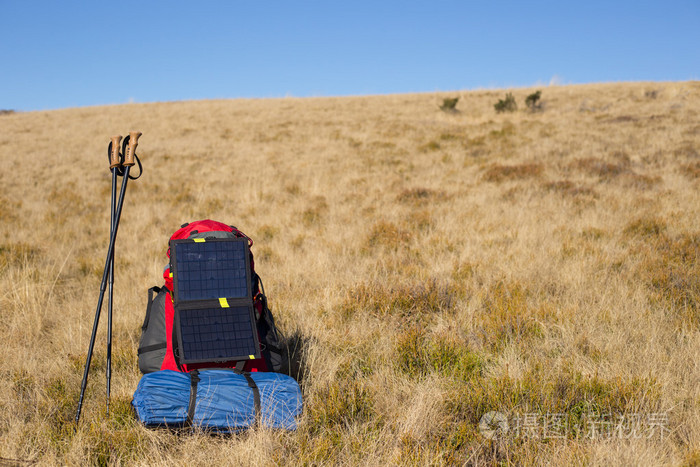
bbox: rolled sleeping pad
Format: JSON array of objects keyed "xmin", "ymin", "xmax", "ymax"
[{"xmin": 132, "ymin": 369, "xmax": 302, "ymax": 432}]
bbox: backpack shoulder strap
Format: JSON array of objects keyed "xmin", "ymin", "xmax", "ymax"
[{"xmin": 141, "ymin": 286, "xmax": 161, "ymax": 330}]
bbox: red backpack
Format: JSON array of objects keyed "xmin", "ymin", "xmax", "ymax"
[{"xmin": 137, "ymin": 220, "xmax": 287, "ymax": 374}]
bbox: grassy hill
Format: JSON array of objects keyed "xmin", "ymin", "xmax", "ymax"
[{"xmin": 0, "ymin": 81, "xmax": 698, "ymax": 465}]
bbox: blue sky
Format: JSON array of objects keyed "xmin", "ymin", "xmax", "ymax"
[{"xmin": 1, "ymin": 1, "xmax": 698, "ymax": 111}]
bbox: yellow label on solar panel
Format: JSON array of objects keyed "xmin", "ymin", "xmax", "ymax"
[
  {"xmin": 193, "ymin": 238, "xmax": 206, "ymax": 243},
  {"xmin": 219, "ymin": 297, "xmax": 230, "ymax": 308},
  {"xmin": 249, "ymin": 355, "xmax": 255, "ymax": 359}
]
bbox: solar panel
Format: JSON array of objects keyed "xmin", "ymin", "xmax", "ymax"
[
  {"xmin": 171, "ymin": 238, "xmax": 251, "ymax": 302},
  {"xmin": 169, "ymin": 237, "xmax": 260, "ymax": 364},
  {"xmin": 175, "ymin": 305, "xmax": 260, "ymax": 363}
]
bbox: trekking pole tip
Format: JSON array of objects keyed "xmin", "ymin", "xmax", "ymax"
[
  {"xmin": 109, "ymin": 135, "xmax": 123, "ymax": 169},
  {"xmin": 124, "ymin": 131, "xmax": 142, "ymax": 167}
]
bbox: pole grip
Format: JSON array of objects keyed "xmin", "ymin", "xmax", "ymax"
[
  {"xmin": 109, "ymin": 135, "xmax": 123, "ymax": 169},
  {"xmin": 123, "ymin": 131, "xmax": 142, "ymax": 167}
]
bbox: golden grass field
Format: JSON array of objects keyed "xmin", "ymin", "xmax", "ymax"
[{"xmin": 0, "ymin": 81, "xmax": 698, "ymax": 465}]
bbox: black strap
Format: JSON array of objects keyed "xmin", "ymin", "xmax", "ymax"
[
  {"xmin": 142, "ymin": 286, "xmax": 161, "ymax": 330},
  {"xmin": 258, "ymin": 274, "xmax": 266, "ymax": 298},
  {"xmin": 186, "ymin": 370, "xmax": 200, "ymax": 426},
  {"xmin": 235, "ymin": 360, "xmax": 245, "ymax": 372},
  {"xmin": 137, "ymin": 342, "xmax": 167, "ymax": 355},
  {"xmin": 126, "ymin": 154, "xmax": 143, "ymax": 180},
  {"xmin": 242, "ymin": 372, "xmax": 261, "ymax": 424}
]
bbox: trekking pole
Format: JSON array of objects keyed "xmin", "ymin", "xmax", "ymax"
[
  {"xmin": 105, "ymin": 135, "xmax": 122, "ymax": 414},
  {"xmin": 75, "ymin": 131, "xmax": 142, "ymax": 426}
]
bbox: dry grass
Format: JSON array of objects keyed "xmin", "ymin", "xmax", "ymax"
[{"xmin": 0, "ymin": 81, "xmax": 699, "ymax": 465}]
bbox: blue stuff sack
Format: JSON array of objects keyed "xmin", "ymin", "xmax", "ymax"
[{"xmin": 132, "ymin": 369, "xmax": 302, "ymax": 431}]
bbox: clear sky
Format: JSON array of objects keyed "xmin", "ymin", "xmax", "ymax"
[{"xmin": 1, "ymin": 1, "xmax": 698, "ymax": 111}]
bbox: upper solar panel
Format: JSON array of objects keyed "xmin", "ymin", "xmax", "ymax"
[{"xmin": 171, "ymin": 238, "xmax": 251, "ymax": 302}]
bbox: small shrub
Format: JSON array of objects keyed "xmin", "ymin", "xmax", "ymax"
[
  {"xmin": 0, "ymin": 242, "xmax": 40, "ymax": 269},
  {"xmin": 606, "ymin": 115, "xmax": 637, "ymax": 123},
  {"xmin": 85, "ymin": 422, "xmax": 146, "ymax": 466},
  {"xmin": 439, "ymin": 97, "xmax": 459, "ymax": 112},
  {"xmin": 680, "ymin": 161, "xmax": 700, "ymax": 179},
  {"xmin": 482, "ymin": 163, "xmax": 543, "ymax": 183},
  {"xmin": 621, "ymin": 172, "xmax": 661, "ymax": 190},
  {"xmin": 488, "ymin": 121, "xmax": 516, "ymax": 139},
  {"xmin": 525, "ymin": 90, "xmax": 542, "ymax": 112},
  {"xmin": 301, "ymin": 195, "xmax": 328, "ymax": 227},
  {"xmin": 77, "ymin": 255, "xmax": 102, "ymax": 278},
  {"xmin": 580, "ymin": 227, "xmax": 605, "ymax": 240},
  {"xmin": 258, "ymin": 224, "xmax": 280, "ymax": 241},
  {"xmin": 445, "ymin": 367, "xmax": 662, "ymax": 436},
  {"xmin": 48, "ymin": 185, "xmax": 94, "ymax": 223},
  {"xmin": 673, "ymin": 142, "xmax": 699, "ymax": 159},
  {"xmin": 418, "ymin": 141, "xmax": 441, "ymax": 152},
  {"xmin": 395, "ymin": 328, "xmax": 484, "ymax": 380},
  {"xmin": 406, "ymin": 209, "xmax": 433, "ymax": 231},
  {"xmin": 396, "ymin": 187, "xmax": 443, "ymax": 205},
  {"xmin": 623, "ymin": 217, "xmax": 667, "ymax": 238},
  {"xmin": 494, "ymin": 92, "xmax": 517, "ymax": 113},
  {"xmin": 476, "ymin": 280, "xmax": 548, "ymax": 349},
  {"xmin": 342, "ymin": 279, "xmax": 456, "ymax": 319},
  {"xmin": 634, "ymin": 232, "xmax": 700, "ymax": 327},
  {"xmin": 203, "ymin": 197, "xmax": 223, "ymax": 213},
  {"xmin": 308, "ymin": 379, "xmax": 375, "ymax": 428},
  {"xmin": 0, "ymin": 195, "xmax": 19, "ymax": 220},
  {"xmin": 683, "ymin": 451, "xmax": 700, "ymax": 466},
  {"xmin": 543, "ymin": 180, "xmax": 597, "ymax": 198},
  {"xmin": 573, "ymin": 157, "xmax": 629, "ymax": 180},
  {"xmin": 12, "ymin": 369, "xmax": 35, "ymax": 404},
  {"xmin": 256, "ymin": 245, "xmax": 277, "ymax": 262},
  {"xmin": 290, "ymin": 234, "xmax": 304, "ymax": 250},
  {"xmin": 366, "ymin": 221, "xmax": 411, "ymax": 249},
  {"xmin": 439, "ymin": 132, "xmax": 459, "ymax": 141},
  {"xmin": 466, "ymin": 135, "xmax": 486, "ymax": 147},
  {"xmin": 285, "ymin": 183, "xmax": 302, "ymax": 196},
  {"xmin": 171, "ymin": 187, "xmax": 195, "ymax": 205},
  {"xmin": 43, "ymin": 376, "xmax": 77, "ymax": 454}
]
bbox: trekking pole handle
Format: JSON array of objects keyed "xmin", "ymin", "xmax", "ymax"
[
  {"xmin": 109, "ymin": 135, "xmax": 123, "ymax": 169},
  {"xmin": 123, "ymin": 131, "xmax": 142, "ymax": 167}
]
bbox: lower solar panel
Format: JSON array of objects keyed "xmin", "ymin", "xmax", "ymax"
[{"xmin": 175, "ymin": 305, "xmax": 260, "ymax": 364}]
